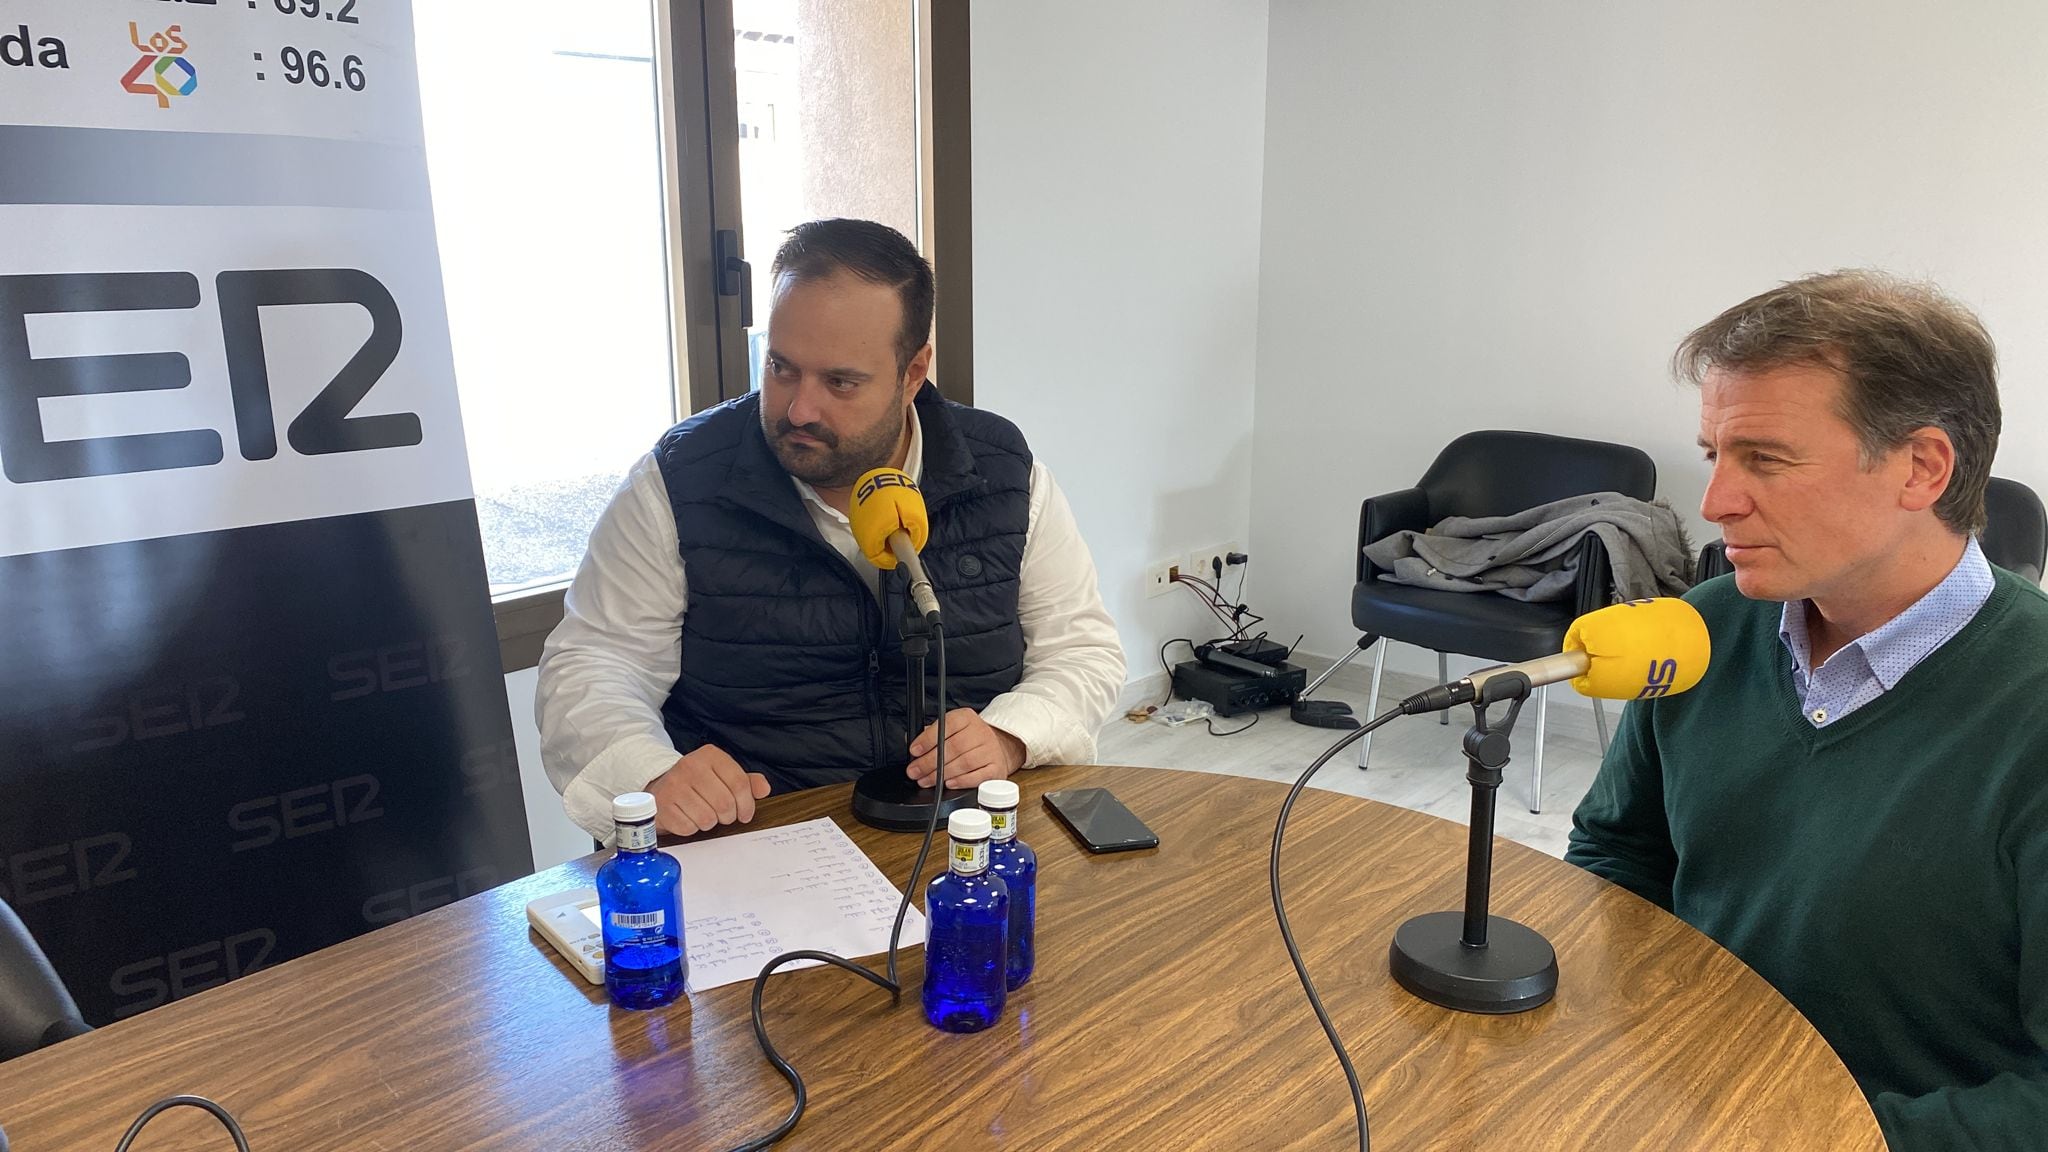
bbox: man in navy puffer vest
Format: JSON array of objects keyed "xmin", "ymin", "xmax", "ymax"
[{"xmin": 537, "ymin": 220, "xmax": 1125, "ymax": 842}]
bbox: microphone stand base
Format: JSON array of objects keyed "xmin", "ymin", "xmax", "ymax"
[
  {"xmin": 1389, "ymin": 910, "xmax": 1558, "ymax": 1015},
  {"xmin": 851, "ymin": 769, "xmax": 976, "ymax": 832},
  {"xmin": 1289, "ymin": 699, "xmax": 1360, "ymax": 729}
]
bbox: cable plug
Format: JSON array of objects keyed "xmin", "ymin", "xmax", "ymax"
[{"xmin": 1399, "ymin": 681, "xmax": 1474, "ymax": 715}]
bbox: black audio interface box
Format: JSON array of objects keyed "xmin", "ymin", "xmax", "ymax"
[{"xmin": 1170, "ymin": 659, "xmax": 1308, "ymax": 717}]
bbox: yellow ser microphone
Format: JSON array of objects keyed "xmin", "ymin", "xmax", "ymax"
[
  {"xmin": 849, "ymin": 467, "xmax": 940, "ymax": 624},
  {"xmin": 1398, "ymin": 596, "xmax": 1711, "ymax": 715}
]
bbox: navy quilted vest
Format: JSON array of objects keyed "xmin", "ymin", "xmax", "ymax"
[{"xmin": 652, "ymin": 384, "xmax": 1031, "ymax": 793}]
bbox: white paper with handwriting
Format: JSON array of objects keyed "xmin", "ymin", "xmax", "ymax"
[{"xmin": 664, "ymin": 817, "xmax": 925, "ymax": 993}]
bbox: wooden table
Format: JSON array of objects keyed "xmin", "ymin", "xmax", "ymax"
[{"xmin": 0, "ymin": 765, "xmax": 1882, "ymax": 1150}]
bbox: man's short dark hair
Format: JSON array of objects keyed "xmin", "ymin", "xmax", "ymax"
[
  {"xmin": 1674, "ymin": 269, "xmax": 2002, "ymax": 535},
  {"xmin": 771, "ymin": 219, "xmax": 934, "ymax": 374}
]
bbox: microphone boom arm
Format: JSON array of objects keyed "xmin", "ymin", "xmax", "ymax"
[
  {"xmin": 1398, "ymin": 650, "xmax": 1590, "ymax": 715},
  {"xmin": 890, "ymin": 531, "xmax": 941, "ymax": 625}
]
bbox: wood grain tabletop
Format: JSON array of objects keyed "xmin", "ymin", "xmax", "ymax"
[{"xmin": 0, "ymin": 764, "xmax": 1883, "ymax": 1150}]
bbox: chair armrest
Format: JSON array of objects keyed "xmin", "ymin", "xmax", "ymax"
[
  {"xmin": 1570, "ymin": 531, "xmax": 1617, "ymax": 618},
  {"xmin": 1358, "ymin": 487, "xmax": 1430, "ymax": 582}
]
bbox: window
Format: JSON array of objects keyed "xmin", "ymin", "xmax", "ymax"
[
  {"xmin": 426, "ymin": 0, "xmax": 973, "ymax": 671},
  {"xmin": 731, "ymin": 0, "xmax": 926, "ymax": 391},
  {"xmin": 415, "ymin": 1, "xmax": 680, "ymax": 597}
]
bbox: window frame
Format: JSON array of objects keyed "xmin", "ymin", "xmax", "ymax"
[{"xmin": 492, "ymin": 0, "xmax": 974, "ymax": 674}]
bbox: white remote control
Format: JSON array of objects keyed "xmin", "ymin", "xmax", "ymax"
[{"xmin": 526, "ymin": 888, "xmax": 605, "ymax": 984}]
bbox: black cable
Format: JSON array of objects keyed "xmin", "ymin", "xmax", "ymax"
[
  {"xmin": 1172, "ymin": 570, "xmax": 1233, "ymax": 612},
  {"xmin": 1271, "ymin": 706, "xmax": 1405, "ymax": 1152},
  {"xmin": 1175, "ymin": 570, "xmax": 1265, "ymax": 638},
  {"xmin": 114, "ymin": 1096, "xmax": 250, "ymax": 1152},
  {"xmin": 1157, "ymin": 638, "xmax": 1195, "ymax": 707},
  {"xmin": 1204, "ymin": 712, "xmax": 1258, "ymax": 737},
  {"xmin": 1172, "ymin": 574, "xmax": 1241, "ymax": 635},
  {"xmin": 720, "ymin": 622, "xmax": 950, "ymax": 1152},
  {"xmin": 1174, "ymin": 571, "xmax": 1259, "ymax": 637}
]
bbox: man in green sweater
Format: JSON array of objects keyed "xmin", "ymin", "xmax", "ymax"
[{"xmin": 1567, "ymin": 270, "xmax": 2048, "ymax": 1151}]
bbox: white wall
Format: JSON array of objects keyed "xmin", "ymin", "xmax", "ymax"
[
  {"xmin": 506, "ymin": 668, "xmax": 595, "ymax": 870},
  {"xmin": 1251, "ymin": 0, "xmax": 2048, "ymax": 674},
  {"xmin": 971, "ymin": 0, "xmax": 1272, "ymax": 703}
]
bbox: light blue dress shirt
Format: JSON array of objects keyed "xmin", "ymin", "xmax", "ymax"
[{"xmin": 1778, "ymin": 535, "xmax": 1996, "ymax": 728}]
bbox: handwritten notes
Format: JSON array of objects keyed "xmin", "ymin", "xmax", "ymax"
[{"xmin": 666, "ymin": 818, "xmax": 926, "ymax": 993}]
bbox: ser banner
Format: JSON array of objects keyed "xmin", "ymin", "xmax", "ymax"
[{"xmin": 0, "ymin": 0, "xmax": 532, "ymax": 1024}]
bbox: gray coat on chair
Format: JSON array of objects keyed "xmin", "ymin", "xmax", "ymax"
[{"xmin": 1361, "ymin": 492, "xmax": 1694, "ymax": 603}]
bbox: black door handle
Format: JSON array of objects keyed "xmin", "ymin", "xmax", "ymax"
[{"xmin": 715, "ymin": 228, "xmax": 753, "ymax": 328}]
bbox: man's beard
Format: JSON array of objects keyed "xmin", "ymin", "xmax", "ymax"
[{"xmin": 764, "ymin": 388, "xmax": 907, "ymax": 488}]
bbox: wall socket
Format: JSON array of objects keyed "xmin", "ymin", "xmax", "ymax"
[
  {"xmin": 1145, "ymin": 560, "xmax": 1182, "ymax": 598},
  {"xmin": 1185, "ymin": 541, "xmax": 1244, "ymax": 585}
]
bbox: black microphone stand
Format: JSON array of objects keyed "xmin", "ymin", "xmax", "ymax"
[
  {"xmin": 1387, "ymin": 673, "xmax": 1559, "ymax": 1014},
  {"xmin": 850, "ymin": 597, "xmax": 974, "ymax": 831}
]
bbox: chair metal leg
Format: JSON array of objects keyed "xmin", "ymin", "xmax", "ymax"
[
  {"xmin": 1437, "ymin": 650, "xmax": 1449, "ymax": 725},
  {"xmin": 1529, "ymin": 683, "xmax": 1549, "ymax": 814},
  {"xmin": 1359, "ymin": 638, "xmax": 1388, "ymax": 769},
  {"xmin": 1300, "ymin": 638, "xmax": 1366, "ymax": 699},
  {"xmin": 1593, "ymin": 698, "xmax": 1610, "ymax": 755}
]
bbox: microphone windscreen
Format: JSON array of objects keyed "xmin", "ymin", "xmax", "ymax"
[
  {"xmin": 849, "ymin": 467, "xmax": 929, "ymax": 569},
  {"xmin": 1562, "ymin": 597, "xmax": 1711, "ymax": 701}
]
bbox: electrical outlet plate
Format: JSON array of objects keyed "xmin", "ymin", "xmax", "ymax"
[
  {"xmin": 1186, "ymin": 541, "xmax": 1244, "ymax": 584},
  {"xmin": 1145, "ymin": 560, "xmax": 1178, "ymax": 598}
]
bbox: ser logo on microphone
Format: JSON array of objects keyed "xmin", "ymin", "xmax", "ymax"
[
  {"xmin": 1637, "ymin": 659, "xmax": 1681, "ymax": 699},
  {"xmin": 855, "ymin": 470, "xmax": 918, "ymax": 502}
]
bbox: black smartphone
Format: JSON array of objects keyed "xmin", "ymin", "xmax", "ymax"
[{"xmin": 1042, "ymin": 788, "xmax": 1159, "ymax": 853}]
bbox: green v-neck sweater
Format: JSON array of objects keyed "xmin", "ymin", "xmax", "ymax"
[{"xmin": 1567, "ymin": 570, "xmax": 2048, "ymax": 1151}]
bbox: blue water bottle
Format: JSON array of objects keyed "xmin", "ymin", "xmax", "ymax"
[
  {"xmin": 595, "ymin": 791, "xmax": 685, "ymax": 1010},
  {"xmin": 922, "ymin": 808, "xmax": 1009, "ymax": 1032},
  {"xmin": 978, "ymin": 780, "xmax": 1037, "ymax": 989}
]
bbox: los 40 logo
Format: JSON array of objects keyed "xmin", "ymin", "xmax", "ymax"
[{"xmin": 0, "ymin": 270, "xmax": 416, "ymax": 484}]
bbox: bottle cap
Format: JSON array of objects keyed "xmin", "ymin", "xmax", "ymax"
[
  {"xmin": 613, "ymin": 792, "xmax": 657, "ymax": 823},
  {"xmin": 948, "ymin": 808, "xmax": 992, "ymax": 841},
  {"xmin": 976, "ymin": 780, "xmax": 1020, "ymax": 809}
]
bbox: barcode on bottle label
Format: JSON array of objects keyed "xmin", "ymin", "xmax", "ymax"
[{"xmin": 611, "ymin": 910, "xmax": 665, "ymax": 930}]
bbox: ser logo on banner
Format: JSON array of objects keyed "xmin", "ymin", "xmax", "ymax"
[
  {"xmin": 0, "ymin": 269, "xmax": 418, "ymax": 485},
  {"xmin": 73, "ymin": 675, "xmax": 246, "ymax": 752},
  {"xmin": 363, "ymin": 867, "xmax": 499, "ymax": 926},
  {"xmin": 0, "ymin": 833, "xmax": 138, "ymax": 907},
  {"xmin": 328, "ymin": 636, "xmax": 470, "ymax": 702},
  {"xmin": 229, "ymin": 774, "xmax": 384, "ymax": 854},
  {"xmin": 110, "ymin": 928, "xmax": 274, "ymax": 1018}
]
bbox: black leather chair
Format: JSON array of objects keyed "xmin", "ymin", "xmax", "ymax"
[
  {"xmin": 1696, "ymin": 475, "xmax": 2048, "ymax": 585},
  {"xmin": 0, "ymin": 898, "xmax": 90, "ymax": 1064},
  {"xmin": 1989, "ymin": 477, "xmax": 2048, "ymax": 582},
  {"xmin": 1338, "ymin": 430, "xmax": 1658, "ymax": 813}
]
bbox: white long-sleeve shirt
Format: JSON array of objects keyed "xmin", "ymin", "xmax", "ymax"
[{"xmin": 536, "ymin": 412, "xmax": 1126, "ymax": 840}]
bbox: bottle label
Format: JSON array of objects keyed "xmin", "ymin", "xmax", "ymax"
[
  {"xmin": 951, "ymin": 836, "xmax": 989, "ymax": 875},
  {"xmin": 988, "ymin": 807, "xmax": 1016, "ymax": 842},
  {"xmin": 611, "ymin": 910, "xmax": 665, "ymax": 930},
  {"xmin": 616, "ymin": 819, "xmax": 657, "ymax": 851}
]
